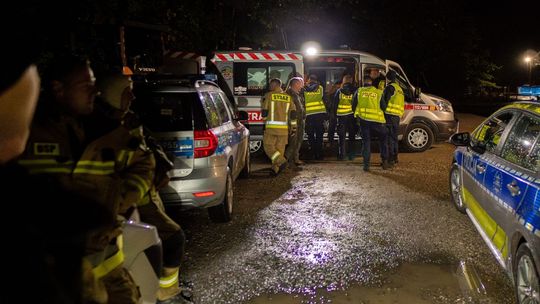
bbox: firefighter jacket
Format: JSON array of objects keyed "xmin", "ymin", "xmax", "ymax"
[
  {"xmin": 261, "ymin": 88, "xmax": 297, "ymax": 136},
  {"xmin": 383, "ymin": 82, "xmax": 405, "ymax": 117},
  {"xmin": 304, "ymin": 84, "xmax": 326, "ymax": 116},
  {"xmin": 19, "ymin": 113, "xmax": 155, "ymax": 221},
  {"xmin": 354, "ymin": 86, "xmax": 386, "ymax": 123}
]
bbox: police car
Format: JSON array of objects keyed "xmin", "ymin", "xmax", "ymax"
[
  {"xmin": 449, "ymin": 102, "xmax": 540, "ymax": 303},
  {"xmin": 133, "ymin": 75, "xmax": 250, "ymax": 223}
]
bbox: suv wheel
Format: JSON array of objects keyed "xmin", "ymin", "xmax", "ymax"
[
  {"xmin": 515, "ymin": 243, "xmax": 540, "ymax": 304},
  {"xmin": 449, "ymin": 163, "xmax": 466, "ymax": 213},
  {"xmin": 208, "ymin": 169, "xmax": 233, "ymax": 223},
  {"xmin": 403, "ymin": 123, "xmax": 434, "ymax": 152},
  {"xmin": 249, "ymin": 140, "xmax": 263, "ymax": 155}
]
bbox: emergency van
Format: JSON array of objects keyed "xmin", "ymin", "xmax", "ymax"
[{"xmin": 213, "ymin": 49, "xmax": 458, "ymax": 153}]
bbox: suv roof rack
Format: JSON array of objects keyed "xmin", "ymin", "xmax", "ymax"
[{"xmin": 134, "ymin": 73, "xmax": 219, "ymax": 88}]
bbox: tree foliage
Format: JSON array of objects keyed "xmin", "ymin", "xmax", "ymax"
[{"xmin": 28, "ymin": 0, "xmax": 499, "ymax": 98}]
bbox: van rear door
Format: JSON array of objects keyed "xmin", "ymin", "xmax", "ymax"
[
  {"xmin": 213, "ymin": 52, "xmax": 303, "ymax": 143},
  {"xmin": 134, "ymin": 89, "xmax": 202, "ymax": 177}
]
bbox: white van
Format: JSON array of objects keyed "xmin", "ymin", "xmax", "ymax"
[
  {"xmin": 214, "ymin": 49, "xmax": 458, "ymax": 153},
  {"xmin": 213, "ymin": 51, "xmax": 304, "ymax": 154}
]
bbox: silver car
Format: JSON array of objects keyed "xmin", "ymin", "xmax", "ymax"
[
  {"xmin": 135, "ymin": 78, "xmax": 250, "ymax": 222},
  {"xmin": 449, "ymin": 102, "xmax": 540, "ymax": 303}
]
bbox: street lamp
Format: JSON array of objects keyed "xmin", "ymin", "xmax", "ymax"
[{"xmin": 525, "ymin": 56, "xmax": 532, "ymax": 84}]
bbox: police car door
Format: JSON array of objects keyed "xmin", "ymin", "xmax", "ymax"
[
  {"xmin": 484, "ymin": 112, "xmax": 540, "ymax": 260},
  {"xmin": 210, "ymin": 91, "xmax": 242, "ymax": 177},
  {"xmin": 465, "ymin": 111, "xmax": 517, "ymax": 263}
]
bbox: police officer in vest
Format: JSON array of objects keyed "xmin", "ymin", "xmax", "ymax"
[
  {"xmin": 304, "ymin": 74, "xmax": 327, "ymax": 160},
  {"xmin": 353, "ymin": 77, "xmax": 390, "ymax": 171},
  {"xmin": 369, "ymin": 68, "xmax": 386, "ymax": 90},
  {"xmin": 262, "ymin": 78, "xmax": 297, "ymax": 175},
  {"xmin": 332, "ymin": 75, "xmax": 357, "ymax": 160},
  {"xmin": 382, "ymin": 70, "xmax": 405, "ymax": 167}
]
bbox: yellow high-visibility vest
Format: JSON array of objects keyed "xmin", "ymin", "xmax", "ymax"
[
  {"xmin": 384, "ymin": 83, "xmax": 405, "ymax": 117},
  {"xmin": 337, "ymin": 91, "xmax": 353, "ymax": 116},
  {"xmin": 354, "ymin": 86, "xmax": 385, "ymax": 123},
  {"xmin": 304, "ymin": 85, "xmax": 326, "ymax": 116}
]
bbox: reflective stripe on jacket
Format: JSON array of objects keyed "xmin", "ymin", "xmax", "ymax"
[
  {"xmin": 354, "ymin": 87, "xmax": 385, "ymax": 123},
  {"xmin": 262, "ymin": 91, "xmax": 296, "ymax": 136},
  {"xmin": 304, "ymin": 85, "xmax": 326, "ymax": 116}
]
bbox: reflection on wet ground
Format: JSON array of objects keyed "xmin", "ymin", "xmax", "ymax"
[
  {"xmin": 249, "ymin": 262, "xmax": 489, "ymax": 304},
  {"xmin": 179, "ymin": 157, "xmax": 513, "ymax": 304}
]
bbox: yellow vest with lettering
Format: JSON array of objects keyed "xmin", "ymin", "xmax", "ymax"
[{"xmin": 354, "ymin": 87, "xmax": 385, "ymax": 123}]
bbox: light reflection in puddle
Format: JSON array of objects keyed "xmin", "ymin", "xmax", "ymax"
[{"xmin": 248, "ymin": 262, "xmax": 493, "ymax": 304}]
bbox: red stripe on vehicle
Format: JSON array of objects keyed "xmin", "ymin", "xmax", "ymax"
[
  {"xmin": 275, "ymin": 53, "xmax": 285, "ymax": 60},
  {"xmin": 262, "ymin": 53, "xmax": 272, "ymax": 60},
  {"xmin": 249, "ymin": 53, "xmax": 259, "ymax": 60},
  {"xmin": 236, "ymin": 53, "xmax": 246, "ymax": 60},
  {"xmin": 216, "ymin": 54, "xmax": 228, "ymax": 61},
  {"xmin": 289, "ymin": 53, "xmax": 299, "ymax": 60}
]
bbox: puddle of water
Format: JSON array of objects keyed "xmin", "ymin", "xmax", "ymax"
[{"xmin": 248, "ymin": 263, "xmax": 488, "ymax": 304}]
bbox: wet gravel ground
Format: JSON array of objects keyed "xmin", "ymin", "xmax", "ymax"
[{"xmin": 173, "ymin": 114, "xmax": 514, "ymax": 303}]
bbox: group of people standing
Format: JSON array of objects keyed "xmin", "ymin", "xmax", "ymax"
[{"xmin": 262, "ymin": 68, "xmax": 405, "ymax": 174}]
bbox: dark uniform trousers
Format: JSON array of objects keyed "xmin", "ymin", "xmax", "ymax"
[
  {"xmin": 337, "ymin": 114, "xmax": 357, "ymax": 160},
  {"xmin": 385, "ymin": 114, "xmax": 400, "ymax": 162},
  {"xmin": 305, "ymin": 113, "xmax": 326, "ymax": 159},
  {"xmin": 359, "ymin": 119, "xmax": 389, "ymax": 168}
]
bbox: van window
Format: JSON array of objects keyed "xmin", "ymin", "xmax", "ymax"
[
  {"xmin": 233, "ymin": 63, "xmax": 295, "ymax": 96},
  {"xmin": 362, "ymin": 64, "xmax": 386, "ymax": 88},
  {"xmin": 305, "ymin": 59, "xmax": 356, "ymax": 89},
  {"xmin": 133, "ymin": 91, "xmax": 207, "ymax": 132},
  {"xmin": 211, "ymin": 92, "xmax": 231, "ymax": 123},
  {"xmin": 200, "ymin": 92, "xmax": 221, "ymax": 128},
  {"xmin": 501, "ymin": 114, "xmax": 540, "ymax": 171}
]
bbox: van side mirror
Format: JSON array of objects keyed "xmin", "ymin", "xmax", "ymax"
[{"xmin": 415, "ymin": 87, "xmax": 422, "ymax": 98}]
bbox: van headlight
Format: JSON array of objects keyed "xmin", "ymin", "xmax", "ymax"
[{"xmin": 434, "ymin": 99, "xmax": 453, "ymax": 112}]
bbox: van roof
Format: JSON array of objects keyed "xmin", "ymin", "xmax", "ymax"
[
  {"xmin": 213, "ymin": 49, "xmax": 385, "ymax": 65},
  {"xmin": 213, "ymin": 51, "xmax": 302, "ymax": 62}
]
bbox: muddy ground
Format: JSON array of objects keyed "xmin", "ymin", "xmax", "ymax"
[{"xmin": 172, "ymin": 113, "xmax": 515, "ymax": 304}]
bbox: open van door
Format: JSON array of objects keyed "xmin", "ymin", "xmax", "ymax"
[{"xmin": 385, "ymin": 59, "xmax": 458, "ymax": 152}]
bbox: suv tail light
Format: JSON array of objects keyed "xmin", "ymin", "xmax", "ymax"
[{"xmin": 194, "ymin": 130, "xmax": 218, "ymax": 158}]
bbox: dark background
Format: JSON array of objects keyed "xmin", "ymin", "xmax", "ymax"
[{"xmin": 4, "ymin": 0, "xmax": 540, "ymax": 104}]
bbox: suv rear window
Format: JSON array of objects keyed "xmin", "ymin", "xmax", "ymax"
[{"xmin": 133, "ymin": 91, "xmax": 208, "ymax": 132}]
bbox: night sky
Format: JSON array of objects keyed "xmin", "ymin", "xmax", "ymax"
[{"xmin": 3, "ymin": 0, "xmax": 539, "ymax": 98}]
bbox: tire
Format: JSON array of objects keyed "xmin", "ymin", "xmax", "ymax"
[
  {"xmin": 239, "ymin": 147, "xmax": 250, "ymax": 179},
  {"xmin": 402, "ymin": 122, "xmax": 434, "ymax": 152},
  {"xmin": 208, "ymin": 169, "xmax": 233, "ymax": 223},
  {"xmin": 449, "ymin": 163, "xmax": 466, "ymax": 213},
  {"xmin": 514, "ymin": 243, "xmax": 540, "ymax": 304},
  {"xmin": 249, "ymin": 140, "xmax": 264, "ymax": 155}
]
